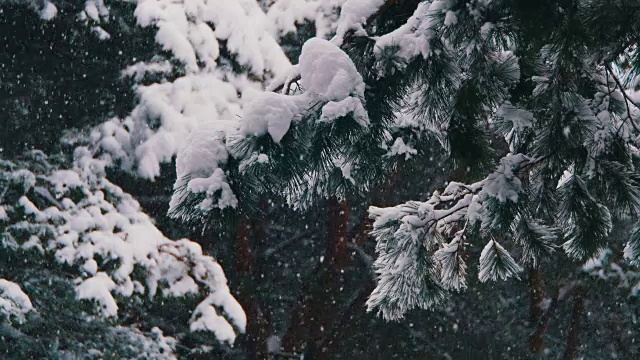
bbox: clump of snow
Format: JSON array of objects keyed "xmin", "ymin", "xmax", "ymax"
[
  {"xmin": 320, "ymin": 97, "xmax": 369, "ymax": 126},
  {"xmin": 76, "ymin": 272, "xmax": 118, "ymax": 317},
  {"xmin": 266, "ymin": 0, "xmax": 345, "ymax": 39},
  {"xmin": 122, "ymin": 61, "xmax": 173, "ymax": 81},
  {"xmin": 496, "ymin": 102, "xmax": 533, "ymax": 131},
  {"xmin": 240, "ymin": 38, "xmax": 368, "ymax": 147},
  {"xmin": 582, "ymin": 248, "xmax": 612, "ymax": 273},
  {"xmin": 86, "ymin": 0, "xmax": 296, "ymax": 182},
  {"xmin": 10, "ymin": 169, "xmax": 36, "ymax": 192},
  {"xmin": 257, "ymin": 154, "xmax": 269, "ymax": 163},
  {"xmin": 94, "ymin": 73, "xmax": 243, "ymax": 180},
  {"xmin": 299, "ymin": 38, "xmax": 365, "ymax": 100},
  {"xmin": 190, "ymin": 290, "xmax": 247, "ymax": 344},
  {"xmin": 332, "ymin": 0, "xmax": 386, "ymax": 46},
  {"xmin": 84, "ymin": 0, "xmax": 109, "ymax": 21},
  {"xmin": 91, "ymin": 26, "xmax": 111, "ymax": 41},
  {"xmin": 373, "ymin": 1, "xmax": 441, "ymax": 62},
  {"xmin": 134, "ymin": 0, "xmax": 290, "ymax": 75},
  {"xmin": 0, "ymin": 279, "xmax": 33, "ymax": 322},
  {"xmin": 388, "ymin": 138, "xmax": 418, "ymax": 159},
  {"xmin": 482, "ymin": 154, "xmax": 529, "ymax": 203},
  {"xmin": 241, "ymin": 91, "xmax": 303, "ymax": 142},
  {"xmin": 48, "ymin": 170, "xmax": 83, "ymax": 197},
  {"xmin": 480, "ymin": 22, "xmax": 495, "ymax": 39},
  {"xmin": 187, "ymin": 168, "xmax": 238, "ymax": 210},
  {"xmin": 444, "ymin": 11, "xmax": 458, "ymax": 26},
  {"xmin": 170, "ymin": 124, "xmax": 236, "ymax": 213},
  {"xmin": 108, "ymin": 326, "xmax": 178, "ymax": 359},
  {"xmin": 18, "ymin": 196, "xmax": 41, "ymax": 217}
]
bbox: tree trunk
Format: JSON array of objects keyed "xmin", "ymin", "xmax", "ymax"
[
  {"xmin": 235, "ymin": 214, "xmax": 272, "ymax": 360},
  {"xmin": 562, "ymin": 287, "xmax": 585, "ymax": 360},
  {"xmin": 314, "ymin": 281, "xmax": 377, "ymax": 360},
  {"xmin": 235, "ymin": 217, "xmax": 254, "ymax": 274},
  {"xmin": 325, "ymin": 197, "xmax": 351, "ymax": 268},
  {"xmin": 281, "ymin": 197, "xmax": 351, "ymax": 356},
  {"xmin": 528, "ymin": 267, "xmax": 548, "ymax": 354}
]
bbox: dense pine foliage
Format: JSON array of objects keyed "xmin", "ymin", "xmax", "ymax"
[{"xmin": 3, "ymin": 0, "xmax": 640, "ymax": 359}]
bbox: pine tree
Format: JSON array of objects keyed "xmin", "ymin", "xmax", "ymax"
[
  {"xmin": 168, "ymin": 0, "xmax": 640, "ymax": 356},
  {"xmin": 0, "ymin": 1, "xmax": 265, "ymax": 357}
]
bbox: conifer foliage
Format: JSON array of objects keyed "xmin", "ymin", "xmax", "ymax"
[
  {"xmin": 0, "ymin": 149, "xmax": 245, "ymax": 358},
  {"xmin": 170, "ymin": 0, "xmax": 640, "ymax": 324}
]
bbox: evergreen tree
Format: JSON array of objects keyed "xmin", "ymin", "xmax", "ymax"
[
  {"xmin": 2, "ymin": 0, "xmax": 351, "ymax": 357},
  {"xmin": 169, "ymin": 0, "xmax": 640, "ymax": 356}
]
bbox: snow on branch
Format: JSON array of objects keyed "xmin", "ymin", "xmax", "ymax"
[
  {"xmin": 0, "ymin": 279, "xmax": 33, "ymax": 323},
  {"xmin": 241, "ymin": 37, "xmax": 368, "ymax": 142},
  {"xmin": 0, "ymin": 153, "xmax": 245, "ymax": 344},
  {"xmin": 366, "ymin": 153, "xmax": 537, "ymax": 319}
]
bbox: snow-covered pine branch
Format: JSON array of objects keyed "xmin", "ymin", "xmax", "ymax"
[
  {"xmin": 0, "ymin": 150, "xmax": 245, "ymax": 351},
  {"xmin": 169, "ymin": 36, "xmax": 376, "ymax": 225},
  {"xmin": 361, "ymin": 0, "xmax": 640, "ymax": 320}
]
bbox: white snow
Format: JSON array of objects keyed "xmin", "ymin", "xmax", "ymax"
[
  {"xmin": 478, "ymin": 240, "xmax": 522, "ymax": 282},
  {"xmin": 320, "ymin": 97, "xmax": 369, "ymax": 126},
  {"xmin": 190, "ymin": 297, "xmax": 237, "ymax": 344},
  {"xmin": 266, "ymin": 0, "xmax": 345, "ymax": 39},
  {"xmin": 388, "ymin": 137, "xmax": 418, "ymax": 159},
  {"xmin": 88, "ymin": 0, "xmax": 296, "ymax": 182},
  {"xmin": 187, "ymin": 168, "xmax": 238, "ymax": 210},
  {"xmin": 76, "ymin": 272, "xmax": 119, "ymax": 317},
  {"xmin": 11, "ymin": 169, "xmax": 36, "ymax": 192},
  {"xmin": 496, "ymin": 102, "xmax": 534, "ymax": 131},
  {"xmin": 91, "ymin": 26, "xmax": 111, "ymax": 41},
  {"xmin": 22, "ymin": 235, "xmax": 44, "ymax": 254},
  {"xmin": 482, "ymin": 154, "xmax": 529, "ymax": 203},
  {"xmin": 444, "ymin": 11, "xmax": 458, "ymax": 26},
  {"xmin": 49, "ymin": 170, "xmax": 83, "ymax": 196},
  {"xmin": 257, "ymin": 153, "xmax": 269, "ymax": 163},
  {"xmin": 299, "ymin": 38, "xmax": 365, "ymax": 100},
  {"xmin": 241, "ymin": 91, "xmax": 302, "ymax": 142},
  {"xmin": 1, "ymin": 153, "xmax": 246, "ymax": 343},
  {"xmin": 480, "ymin": 22, "xmax": 495, "ymax": 39},
  {"xmin": 39, "ymin": 2, "xmax": 57, "ymax": 20},
  {"xmin": 134, "ymin": 0, "xmax": 290, "ymax": 75},
  {"xmin": 84, "ymin": 0, "xmax": 109, "ymax": 21},
  {"xmin": 240, "ymin": 38, "xmax": 368, "ymax": 150},
  {"xmin": 18, "ymin": 196, "xmax": 41, "ymax": 216},
  {"xmin": 331, "ymin": 0, "xmax": 385, "ymax": 46},
  {"xmin": 373, "ymin": 2, "xmax": 440, "ymax": 62},
  {"xmin": 122, "ymin": 61, "xmax": 173, "ymax": 81},
  {"xmin": 0, "ymin": 279, "xmax": 33, "ymax": 321}
]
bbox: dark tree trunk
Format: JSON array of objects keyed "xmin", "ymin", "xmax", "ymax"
[
  {"xmin": 528, "ymin": 267, "xmax": 549, "ymax": 354},
  {"xmin": 314, "ymin": 281, "xmax": 376, "ymax": 360},
  {"xmin": 325, "ymin": 197, "xmax": 351, "ymax": 268},
  {"xmin": 562, "ymin": 287, "xmax": 585, "ymax": 360},
  {"xmin": 235, "ymin": 211, "xmax": 272, "ymax": 360},
  {"xmin": 281, "ymin": 197, "xmax": 351, "ymax": 356}
]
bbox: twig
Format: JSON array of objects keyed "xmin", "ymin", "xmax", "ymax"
[
  {"xmin": 346, "ymin": 242, "xmax": 376, "ymax": 280},
  {"xmin": 605, "ymin": 64, "xmax": 640, "ymax": 133},
  {"xmin": 271, "ymin": 75, "xmax": 302, "ymax": 95},
  {"xmin": 262, "ymin": 230, "xmax": 315, "ymax": 258}
]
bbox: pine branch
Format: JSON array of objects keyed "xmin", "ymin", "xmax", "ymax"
[{"xmin": 605, "ymin": 63, "xmax": 640, "ymax": 133}]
